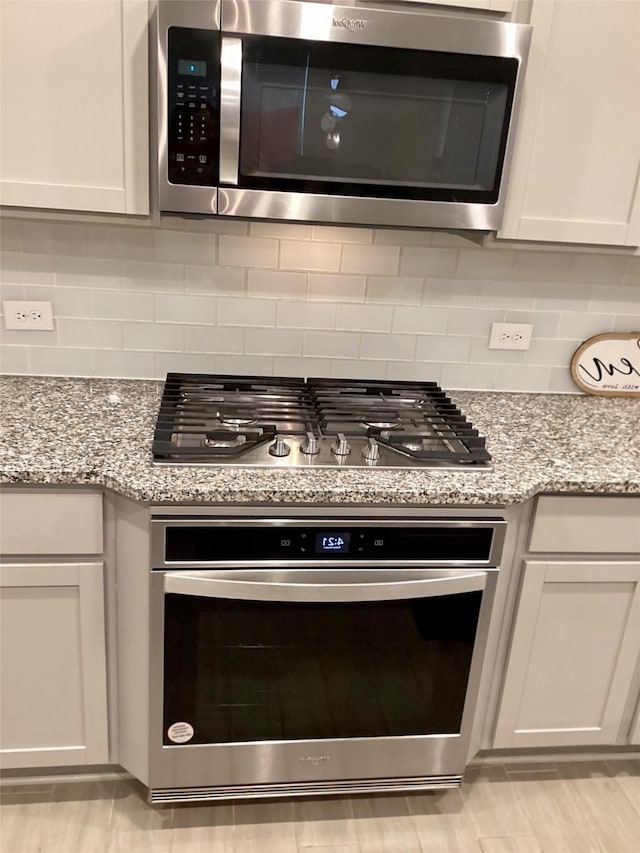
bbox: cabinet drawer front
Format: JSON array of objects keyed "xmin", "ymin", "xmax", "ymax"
[
  {"xmin": 530, "ymin": 496, "xmax": 640, "ymax": 554},
  {"xmin": 0, "ymin": 490, "xmax": 103, "ymax": 555}
]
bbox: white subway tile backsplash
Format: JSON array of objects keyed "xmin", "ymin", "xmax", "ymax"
[
  {"xmin": 422, "ymin": 278, "xmax": 481, "ymax": 307},
  {"xmin": 304, "ymin": 331, "xmax": 360, "ymax": 359},
  {"xmin": 218, "ymin": 297, "xmax": 276, "ymax": 327},
  {"xmin": 535, "ymin": 282, "xmax": 590, "ymax": 312},
  {"xmin": 456, "ymin": 249, "xmax": 515, "ymax": 281},
  {"xmin": 184, "ymin": 325, "xmax": 243, "ymax": 354},
  {"xmin": 342, "ymin": 244, "xmax": 399, "ymax": 276},
  {"xmin": 123, "ymin": 322, "xmax": 183, "ymax": 352},
  {"xmin": 524, "ymin": 338, "xmax": 577, "ymax": 366},
  {"xmin": 441, "ymin": 363, "xmax": 496, "ymax": 391},
  {"xmin": 30, "ymin": 347, "xmax": 95, "ymax": 377},
  {"xmin": 494, "ymin": 364, "xmax": 551, "ymax": 392},
  {"xmin": 250, "ymin": 222, "xmax": 312, "ymax": 240},
  {"xmin": 1, "ymin": 215, "xmax": 637, "ymax": 392},
  {"xmin": 330, "ymin": 359, "xmax": 385, "ymax": 380},
  {"xmin": 272, "ymin": 356, "xmax": 332, "ymax": 377},
  {"xmin": 479, "ymin": 280, "xmax": 536, "ymax": 310},
  {"xmin": 374, "ymin": 229, "xmax": 433, "ymax": 247},
  {"xmin": 336, "ymin": 304, "xmax": 392, "ymax": 333},
  {"xmin": 155, "ymin": 293, "xmax": 216, "ymax": 325},
  {"xmin": 366, "ymin": 276, "xmax": 424, "ymax": 305},
  {"xmin": 154, "ymin": 352, "xmax": 217, "ymax": 377},
  {"xmin": 503, "ymin": 309, "xmax": 560, "ymax": 339},
  {"xmin": 219, "ymin": 235, "xmax": 278, "ymax": 268},
  {"xmin": 280, "ymin": 240, "xmax": 341, "ymax": 272},
  {"xmin": 313, "ymin": 226, "xmax": 372, "ymax": 244},
  {"xmin": 386, "ymin": 361, "xmax": 443, "ymax": 383},
  {"xmin": 447, "ymin": 307, "xmax": 503, "ymax": 336},
  {"xmin": 57, "ymin": 319, "xmax": 122, "ymax": 350},
  {"xmin": 416, "ymin": 335, "xmax": 471, "ymax": 363},
  {"xmin": 0, "ymin": 345, "xmax": 29, "ymax": 374},
  {"xmin": 91, "ymin": 290, "xmax": 154, "ymax": 322},
  {"xmin": 549, "ymin": 366, "xmax": 580, "ymax": 393},
  {"xmin": 307, "ymin": 273, "xmax": 366, "ymax": 302},
  {"xmin": 392, "ymin": 306, "xmax": 449, "ymax": 334},
  {"xmin": 359, "ymin": 333, "xmax": 416, "ymax": 361},
  {"xmin": 556, "ymin": 312, "xmax": 614, "ymax": 339},
  {"xmin": 156, "ymin": 230, "xmax": 216, "ymax": 266},
  {"xmin": 215, "ymin": 354, "xmax": 273, "ymax": 375},
  {"xmin": 244, "ymin": 328, "xmax": 304, "ymax": 356},
  {"xmin": 247, "ymin": 269, "xmax": 307, "ymax": 299},
  {"xmin": 94, "ymin": 350, "xmax": 156, "ymax": 379},
  {"xmin": 590, "ymin": 284, "xmax": 640, "ymax": 314},
  {"xmin": 399, "ymin": 247, "xmax": 457, "ymax": 278},
  {"xmin": 276, "ymin": 301, "xmax": 336, "ymax": 330},
  {"xmin": 568, "ymin": 253, "xmax": 629, "ymax": 284},
  {"xmin": 185, "ymin": 265, "xmax": 245, "ymax": 295}
]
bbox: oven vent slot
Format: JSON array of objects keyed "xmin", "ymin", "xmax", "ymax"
[{"xmin": 148, "ymin": 774, "xmax": 462, "ymax": 803}]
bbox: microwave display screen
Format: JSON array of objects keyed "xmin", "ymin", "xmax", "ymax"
[
  {"xmin": 178, "ymin": 59, "xmax": 207, "ymax": 77},
  {"xmin": 238, "ymin": 37, "xmax": 517, "ymax": 204}
]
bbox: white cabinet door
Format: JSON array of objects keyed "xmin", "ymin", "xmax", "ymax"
[
  {"xmin": 0, "ymin": 0, "xmax": 148, "ymax": 214},
  {"xmin": 494, "ymin": 561, "xmax": 640, "ymax": 749},
  {"xmin": 499, "ymin": 0, "xmax": 640, "ymax": 246},
  {"xmin": 0, "ymin": 562, "xmax": 109, "ymax": 768}
]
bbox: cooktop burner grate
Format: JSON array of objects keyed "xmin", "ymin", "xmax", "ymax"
[{"xmin": 153, "ymin": 373, "xmax": 491, "ymax": 469}]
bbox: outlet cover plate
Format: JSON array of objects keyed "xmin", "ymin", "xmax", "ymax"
[
  {"xmin": 489, "ymin": 322, "xmax": 533, "ymax": 350},
  {"xmin": 3, "ymin": 300, "xmax": 55, "ymax": 331}
]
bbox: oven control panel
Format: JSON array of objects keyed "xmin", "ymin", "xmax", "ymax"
[
  {"xmin": 158, "ymin": 523, "xmax": 503, "ymax": 565},
  {"xmin": 167, "ymin": 27, "xmax": 219, "ymax": 186}
]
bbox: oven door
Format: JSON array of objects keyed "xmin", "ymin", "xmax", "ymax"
[
  {"xmin": 148, "ymin": 567, "xmax": 497, "ymax": 802},
  {"xmin": 217, "ymin": 0, "xmax": 531, "ymax": 230}
]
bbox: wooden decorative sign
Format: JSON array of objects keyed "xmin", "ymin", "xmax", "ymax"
[{"xmin": 570, "ymin": 332, "xmax": 640, "ymax": 397}]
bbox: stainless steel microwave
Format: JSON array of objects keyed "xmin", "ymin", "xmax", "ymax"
[{"xmin": 154, "ymin": 0, "xmax": 531, "ymax": 230}]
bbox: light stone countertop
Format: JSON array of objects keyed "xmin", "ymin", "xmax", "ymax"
[{"xmin": 1, "ymin": 375, "xmax": 639, "ymax": 506}]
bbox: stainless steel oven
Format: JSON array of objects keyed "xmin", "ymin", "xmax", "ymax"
[
  {"xmin": 155, "ymin": 0, "xmax": 531, "ymax": 230},
  {"xmin": 147, "ymin": 514, "xmax": 506, "ymax": 803}
]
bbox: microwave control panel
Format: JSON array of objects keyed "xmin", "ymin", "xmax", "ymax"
[{"xmin": 167, "ymin": 28, "xmax": 219, "ymax": 186}]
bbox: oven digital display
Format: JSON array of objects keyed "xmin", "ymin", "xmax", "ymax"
[{"xmin": 315, "ymin": 533, "xmax": 351, "ymax": 554}]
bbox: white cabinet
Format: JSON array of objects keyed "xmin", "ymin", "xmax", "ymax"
[
  {"xmin": 0, "ymin": 0, "xmax": 149, "ymax": 215},
  {"xmin": 0, "ymin": 488, "xmax": 109, "ymax": 769},
  {"xmin": 494, "ymin": 496, "xmax": 640, "ymax": 749},
  {"xmin": 494, "ymin": 560, "xmax": 640, "ymax": 748},
  {"xmin": 500, "ymin": 0, "xmax": 640, "ymax": 247}
]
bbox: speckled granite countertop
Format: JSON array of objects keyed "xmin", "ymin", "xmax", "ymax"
[{"xmin": 1, "ymin": 375, "xmax": 639, "ymax": 505}]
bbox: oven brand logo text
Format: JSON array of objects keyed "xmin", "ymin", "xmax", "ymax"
[
  {"xmin": 332, "ymin": 17, "xmax": 367, "ymax": 31},
  {"xmin": 299, "ymin": 755, "xmax": 330, "ymax": 766}
]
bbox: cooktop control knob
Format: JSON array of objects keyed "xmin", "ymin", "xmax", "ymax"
[
  {"xmin": 331, "ymin": 432, "xmax": 351, "ymax": 456},
  {"xmin": 269, "ymin": 435, "xmax": 291, "ymax": 457},
  {"xmin": 362, "ymin": 437, "xmax": 380, "ymax": 463},
  {"xmin": 301, "ymin": 431, "xmax": 320, "ymax": 455}
]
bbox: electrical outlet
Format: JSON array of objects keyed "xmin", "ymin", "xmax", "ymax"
[
  {"xmin": 3, "ymin": 300, "xmax": 55, "ymax": 331},
  {"xmin": 489, "ymin": 322, "xmax": 533, "ymax": 350}
]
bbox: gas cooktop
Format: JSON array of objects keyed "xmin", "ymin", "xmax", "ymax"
[{"xmin": 152, "ymin": 373, "xmax": 492, "ymax": 470}]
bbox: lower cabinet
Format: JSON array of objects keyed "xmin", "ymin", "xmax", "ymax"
[
  {"xmin": 494, "ymin": 560, "xmax": 640, "ymax": 749},
  {"xmin": 0, "ymin": 560, "xmax": 109, "ymax": 769}
]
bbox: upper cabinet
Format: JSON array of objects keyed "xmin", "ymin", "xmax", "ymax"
[
  {"xmin": 0, "ymin": 0, "xmax": 149, "ymax": 215},
  {"xmin": 499, "ymin": 0, "xmax": 640, "ymax": 247}
]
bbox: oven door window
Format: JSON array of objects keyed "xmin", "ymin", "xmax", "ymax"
[
  {"xmin": 236, "ymin": 37, "xmax": 517, "ymax": 203},
  {"xmin": 162, "ymin": 590, "xmax": 482, "ymax": 745}
]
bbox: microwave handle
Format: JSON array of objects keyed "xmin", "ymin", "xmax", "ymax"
[
  {"xmin": 219, "ymin": 37, "xmax": 242, "ymax": 185},
  {"xmin": 163, "ymin": 569, "xmax": 487, "ymax": 603}
]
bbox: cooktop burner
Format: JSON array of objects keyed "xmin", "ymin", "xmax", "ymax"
[{"xmin": 153, "ymin": 373, "xmax": 492, "ymax": 469}]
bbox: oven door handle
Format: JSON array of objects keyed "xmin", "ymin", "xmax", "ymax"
[
  {"xmin": 163, "ymin": 569, "xmax": 487, "ymax": 602},
  {"xmin": 219, "ymin": 37, "xmax": 242, "ymax": 185}
]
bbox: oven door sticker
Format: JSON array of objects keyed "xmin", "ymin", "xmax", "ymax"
[{"xmin": 167, "ymin": 722, "xmax": 194, "ymax": 744}]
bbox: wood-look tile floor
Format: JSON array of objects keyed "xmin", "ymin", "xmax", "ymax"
[{"xmin": 0, "ymin": 760, "xmax": 638, "ymax": 853}]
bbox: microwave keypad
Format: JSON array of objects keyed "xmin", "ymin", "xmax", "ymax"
[{"xmin": 167, "ymin": 28, "xmax": 218, "ymax": 187}]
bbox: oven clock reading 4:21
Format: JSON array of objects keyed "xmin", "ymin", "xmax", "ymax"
[{"xmin": 316, "ymin": 533, "xmax": 351, "ymax": 554}]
